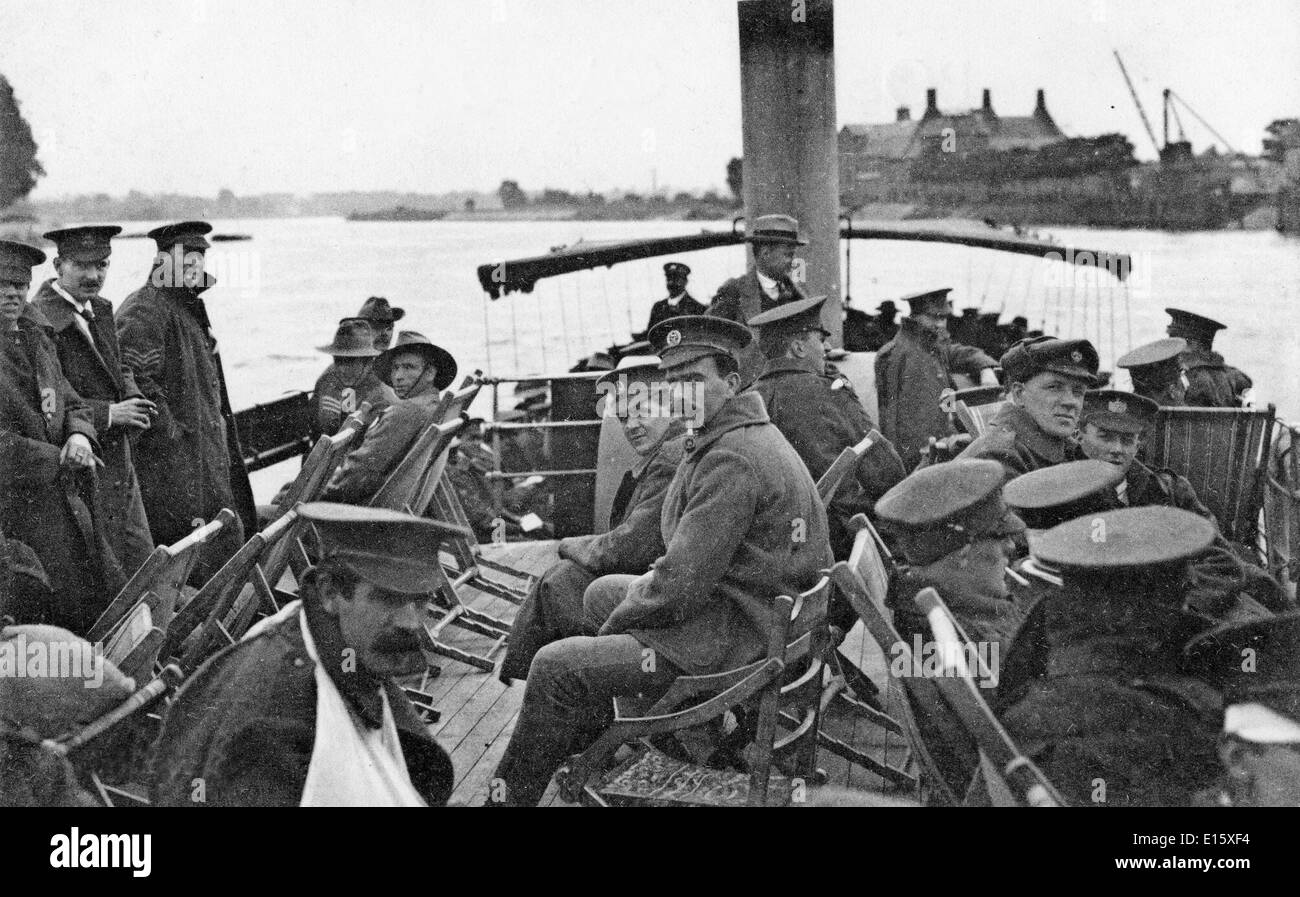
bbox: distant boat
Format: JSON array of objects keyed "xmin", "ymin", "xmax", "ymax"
[
  {"xmin": 119, "ymin": 232, "xmax": 252, "ymax": 241},
  {"xmin": 346, "ymin": 205, "xmax": 448, "ymax": 222}
]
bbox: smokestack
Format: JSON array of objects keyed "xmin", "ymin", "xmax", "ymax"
[
  {"xmin": 924, "ymin": 88, "xmax": 938, "ymax": 117},
  {"xmin": 1035, "ymin": 88, "xmax": 1047, "ymax": 113},
  {"xmin": 981, "ymin": 88, "xmax": 994, "ymax": 115},
  {"xmin": 896, "ymin": 105, "xmax": 911, "ymax": 122}
]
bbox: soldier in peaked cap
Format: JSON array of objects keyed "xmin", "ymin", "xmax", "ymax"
[
  {"xmin": 1116, "ymin": 337, "xmax": 1187, "ymax": 406},
  {"xmin": 491, "ymin": 314, "xmax": 831, "ymax": 805},
  {"xmin": 956, "ymin": 336, "xmax": 1098, "ymax": 481},
  {"xmin": 1186, "ymin": 612, "xmax": 1300, "ymax": 806},
  {"xmin": 642, "ymin": 261, "xmax": 707, "ymax": 336},
  {"xmin": 0, "ymin": 240, "xmax": 124, "ymax": 633},
  {"xmin": 876, "ymin": 288, "xmax": 1000, "ymax": 470},
  {"xmin": 31, "ymin": 225, "xmax": 157, "ymax": 576},
  {"xmin": 117, "ymin": 220, "xmax": 254, "ymax": 580},
  {"xmin": 707, "ymin": 214, "xmax": 811, "ymax": 386},
  {"xmin": 1165, "ymin": 308, "xmax": 1253, "ymax": 408},
  {"xmin": 309, "ymin": 318, "xmax": 398, "ymax": 440},
  {"xmin": 497, "ymin": 355, "xmax": 686, "ymax": 684},
  {"xmin": 748, "ymin": 295, "xmax": 905, "ymax": 567},
  {"xmin": 356, "ymin": 296, "xmax": 405, "ymax": 351},
  {"xmin": 321, "ymin": 331, "xmax": 458, "ymax": 505},
  {"xmin": 151, "ymin": 503, "xmax": 461, "ymax": 806},
  {"xmin": 996, "ymin": 507, "xmax": 1225, "ymax": 806}
]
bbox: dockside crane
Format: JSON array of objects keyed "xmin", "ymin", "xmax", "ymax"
[{"xmin": 1113, "ymin": 50, "xmax": 1161, "ymax": 156}]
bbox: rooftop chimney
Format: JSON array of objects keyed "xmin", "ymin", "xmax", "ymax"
[
  {"xmin": 924, "ymin": 88, "xmax": 938, "ymax": 118},
  {"xmin": 981, "ymin": 88, "xmax": 994, "ymax": 115},
  {"xmin": 1035, "ymin": 88, "xmax": 1047, "ymax": 113},
  {"xmin": 896, "ymin": 105, "xmax": 911, "ymax": 122}
]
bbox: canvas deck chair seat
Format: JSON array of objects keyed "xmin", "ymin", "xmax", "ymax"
[
  {"xmin": 556, "ymin": 578, "xmax": 832, "ymax": 808},
  {"xmin": 947, "ymin": 386, "xmax": 1006, "ymax": 438},
  {"xmin": 86, "ymin": 510, "xmax": 238, "ymax": 684},
  {"xmin": 1143, "ymin": 405, "xmax": 1276, "ymax": 549}
]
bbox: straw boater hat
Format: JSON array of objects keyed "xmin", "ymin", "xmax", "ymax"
[
  {"xmin": 317, "ymin": 318, "xmax": 382, "ymax": 358},
  {"xmin": 374, "ymin": 330, "xmax": 457, "ymax": 390}
]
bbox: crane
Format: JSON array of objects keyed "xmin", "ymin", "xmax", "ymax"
[{"xmin": 1113, "ymin": 50, "xmax": 1161, "ymax": 156}]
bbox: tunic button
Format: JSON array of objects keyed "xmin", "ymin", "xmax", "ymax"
[{"xmin": 293, "ymin": 657, "xmax": 305, "ymax": 668}]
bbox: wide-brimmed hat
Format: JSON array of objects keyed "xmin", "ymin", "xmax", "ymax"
[
  {"xmin": 357, "ymin": 296, "xmax": 405, "ymax": 323},
  {"xmin": 745, "ymin": 214, "xmax": 808, "ymax": 246},
  {"xmin": 317, "ymin": 317, "xmax": 382, "ymax": 357},
  {"xmin": 374, "ymin": 330, "xmax": 457, "ymax": 389}
]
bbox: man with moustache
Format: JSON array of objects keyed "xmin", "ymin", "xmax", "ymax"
[
  {"xmin": 321, "ymin": 330, "xmax": 457, "ymax": 504},
  {"xmin": 497, "ymin": 355, "xmax": 684, "ymax": 685},
  {"xmin": 31, "ymin": 226, "xmax": 156, "ymax": 576},
  {"xmin": 956, "ymin": 336, "xmax": 1099, "ymax": 480},
  {"xmin": 150, "ymin": 504, "xmax": 460, "ymax": 807}
]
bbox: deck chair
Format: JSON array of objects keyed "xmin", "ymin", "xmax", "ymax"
[
  {"xmin": 1144, "ymin": 405, "xmax": 1276, "ymax": 547},
  {"xmin": 270, "ymin": 402, "xmax": 375, "ymax": 520},
  {"xmin": 947, "ymin": 386, "xmax": 1006, "ymax": 438},
  {"xmin": 911, "ymin": 588, "xmax": 1065, "ymax": 807},
  {"xmin": 556, "ymin": 578, "xmax": 831, "ymax": 807},
  {"xmin": 87, "ymin": 510, "xmax": 238, "ymax": 683},
  {"xmin": 830, "ymin": 520, "xmax": 970, "ymax": 805},
  {"xmin": 815, "ymin": 431, "xmax": 881, "ymax": 507},
  {"xmin": 1264, "ymin": 423, "xmax": 1300, "ymax": 583},
  {"xmin": 428, "ymin": 475, "xmax": 536, "ymax": 604}
]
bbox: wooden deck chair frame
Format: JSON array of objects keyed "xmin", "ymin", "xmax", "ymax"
[
  {"xmin": 1144, "ymin": 405, "xmax": 1276, "ymax": 548},
  {"xmin": 271, "ymin": 402, "xmax": 374, "ymax": 520},
  {"xmin": 557, "ymin": 579, "xmax": 832, "ymax": 808},
  {"xmin": 428, "ymin": 475, "xmax": 536, "ymax": 604},
  {"xmin": 912, "ymin": 587, "xmax": 1065, "ymax": 807},
  {"xmin": 948, "ymin": 386, "xmax": 1006, "ymax": 438}
]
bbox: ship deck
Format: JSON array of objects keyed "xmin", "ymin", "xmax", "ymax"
[{"xmin": 430, "ymin": 539, "xmax": 910, "ymax": 807}]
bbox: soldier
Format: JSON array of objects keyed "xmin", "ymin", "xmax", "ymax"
[
  {"xmin": 355, "ymin": 296, "xmax": 405, "ymax": 352},
  {"xmin": 321, "ymin": 331, "xmax": 456, "ymax": 504},
  {"xmin": 1116, "ymin": 337, "xmax": 1188, "ymax": 406},
  {"xmin": 876, "ymin": 287, "xmax": 999, "ymax": 469},
  {"xmin": 996, "ymin": 507, "xmax": 1224, "ymax": 806},
  {"xmin": 707, "ymin": 214, "xmax": 809, "ymax": 386},
  {"xmin": 31, "ymin": 225, "xmax": 156, "ymax": 576},
  {"xmin": 843, "ymin": 298, "xmax": 898, "ymax": 352},
  {"xmin": 497, "ymin": 355, "xmax": 684, "ymax": 685},
  {"xmin": 956, "ymin": 336, "xmax": 1098, "ymax": 480},
  {"xmin": 0, "ymin": 240, "xmax": 122, "ymax": 634},
  {"xmin": 1185, "ymin": 612, "xmax": 1300, "ymax": 807},
  {"xmin": 150, "ymin": 504, "xmax": 459, "ymax": 806},
  {"xmin": 747, "ymin": 294, "xmax": 905, "ymax": 561},
  {"xmin": 642, "ymin": 262, "xmax": 706, "ymax": 335},
  {"xmin": 491, "ymin": 315, "xmax": 832, "ymax": 805},
  {"xmin": 309, "ymin": 317, "xmax": 398, "ymax": 440},
  {"xmin": 1165, "ymin": 307, "xmax": 1253, "ymax": 407},
  {"xmin": 117, "ymin": 221, "xmax": 253, "ymax": 578}
]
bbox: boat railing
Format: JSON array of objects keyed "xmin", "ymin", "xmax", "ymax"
[{"xmin": 1263, "ymin": 415, "xmax": 1300, "ymax": 590}]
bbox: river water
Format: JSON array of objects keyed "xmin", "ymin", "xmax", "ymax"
[{"xmin": 55, "ymin": 217, "xmax": 1299, "ymax": 498}]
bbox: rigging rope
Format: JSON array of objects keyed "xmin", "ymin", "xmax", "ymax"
[
  {"xmin": 623, "ymin": 264, "xmax": 636, "ymax": 340},
  {"xmin": 535, "ymin": 280, "xmax": 550, "ymax": 375},
  {"xmin": 508, "ymin": 280, "xmax": 521, "ymax": 374},
  {"xmin": 575, "ymin": 270, "xmax": 590, "ymax": 357},
  {"xmin": 481, "ymin": 293, "xmax": 494, "ymax": 377},
  {"xmin": 555, "ymin": 274, "xmax": 573, "ymax": 366}
]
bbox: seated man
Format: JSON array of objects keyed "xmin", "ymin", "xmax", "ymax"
[
  {"xmin": 497, "ymin": 356, "xmax": 683, "ymax": 685},
  {"xmin": 1116, "ymin": 338, "xmax": 1188, "ymax": 406},
  {"xmin": 150, "ymin": 503, "xmax": 459, "ymax": 806},
  {"xmin": 321, "ymin": 331, "xmax": 456, "ymax": 504},
  {"xmin": 309, "ymin": 317, "xmax": 398, "ymax": 440},
  {"xmin": 490, "ymin": 315, "xmax": 832, "ymax": 805},
  {"xmin": 747, "ymin": 294, "xmax": 906, "ymax": 561},
  {"xmin": 996, "ymin": 507, "xmax": 1224, "ymax": 806},
  {"xmin": 956, "ymin": 336, "xmax": 1098, "ymax": 480},
  {"xmin": 1186, "ymin": 611, "xmax": 1300, "ymax": 807}
]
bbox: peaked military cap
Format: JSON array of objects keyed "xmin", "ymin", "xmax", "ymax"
[
  {"xmin": 1165, "ymin": 307, "xmax": 1226, "ymax": 345},
  {"xmin": 876, "ymin": 300, "xmax": 898, "ymax": 313},
  {"xmin": 1029, "ymin": 505, "xmax": 1215, "ymax": 574},
  {"xmin": 374, "ymin": 330, "xmax": 457, "ymax": 389},
  {"xmin": 357, "ymin": 295, "xmax": 405, "ymax": 323},
  {"xmin": 1010, "ymin": 316, "xmax": 1029, "ymax": 328},
  {"xmin": 1117, "ymin": 337, "xmax": 1186, "ymax": 373},
  {"xmin": 0, "ymin": 240, "xmax": 46, "ymax": 282},
  {"xmin": 42, "ymin": 225, "xmax": 121, "ymax": 262},
  {"xmin": 1185, "ymin": 612, "xmax": 1300, "ymax": 742},
  {"xmin": 745, "ymin": 214, "xmax": 807, "ymax": 245},
  {"xmin": 898, "ymin": 287, "xmax": 953, "ymax": 316},
  {"xmin": 317, "ymin": 317, "xmax": 381, "ymax": 357},
  {"xmin": 299, "ymin": 502, "xmax": 468, "ymax": 594},
  {"xmin": 875, "ymin": 459, "xmax": 1025, "ymax": 566},
  {"xmin": 148, "ymin": 220, "xmax": 212, "ymax": 251},
  {"xmin": 663, "ymin": 261, "xmax": 690, "ymax": 276},
  {"xmin": 1004, "ymin": 459, "xmax": 1124, "ymax": 531},
  {"xmin": 1080, "ymin": 389, "xmax": 1158, "ymax": 434},
  {"xmin": 596, "ymin": 354, "xmax": 663, "ymax": 388},
  {"xmin": 1000, "ymin": 335, "xmax": 1099, "ymax": 385},
  {"xmin": 649, "ymin": 314, "xmax": 753, "ymax": 369},
  {"xmin": 747, "ymin": 293, "xmax": 830, "ymax": 337}
]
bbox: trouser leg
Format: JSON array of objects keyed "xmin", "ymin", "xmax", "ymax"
[
  {"xmin": 493, "ymin": 633, "xmax": 681, "ymax": 806},
  {"xmin": 582, "ymin": 572, "xmax": 640, "ymax": 630},
  {"xmin": 497, "ymin": 559, "xmax": 598, "ymax": 684}
]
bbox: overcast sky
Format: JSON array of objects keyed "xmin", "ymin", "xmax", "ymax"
[{"xmin": 3, "ymin": 0, "xmax": 1296, "ymax": 198}]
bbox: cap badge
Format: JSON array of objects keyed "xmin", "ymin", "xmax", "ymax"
[
  {"xmin": 666, "ymin": 329, "xmax": 682, "ymax": 347},
  {"xmin": 1070, "ymin": 350, "xmax": 1083, "ymax": 363},
  {"xmin": 1108, "ymin": 399, "xmax": 1127, "ymax": 414}
]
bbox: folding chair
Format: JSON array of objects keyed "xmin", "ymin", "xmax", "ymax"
[
  {"xmin": 815, "ymin": 431, "xmax": 880, "ymax": 507},
  {"xmin": 428, "ymin": 475, "xmax": 536, "ymax": 605},
  {"xmin": 947, "ymin": 386, "xmax": 1007, "ymax": 438},
  {"xmin": 556, "ymin": 577, "xmax": 832, "ymax": 807},
  {"xmin": 912, "ymin": 587, "xmax": 1065, "ymax": 807},
  {"xmin": 87, "ymin": 510, "xmax": 238, "ymax": 683},
  {"xmin": 270, "ymin": 402, "xmax": 374, "ymax": 521}
]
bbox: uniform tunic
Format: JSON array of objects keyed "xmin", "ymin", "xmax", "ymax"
[
  {"xmin": 707, "ymin": 270, "xmax": 806, "ymax": 387},
  {"xmin": 644, "ymin": 292, "xmax": 708, "ymax": 335},
  {"xmin": 1181, "ymin": 346, "xmax": 1252, "ymax": 408},
  {"xmin": 30, "ymin": 281, "xmax": 154, "ymax": 575},
  {"xmin": 309, "ymin": 363, "xmax": 397, "ymax": 440},
  {"xmin": 875, "ymin": 317, "xmax": 997, "ymax": 469},
  {"xmin": 956, "ymin": 403, "xmax": 1084, "ymax": 482},
  {"xmin": 320, "ymin": 381, "xmax": 442, "ymax": 505}
]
